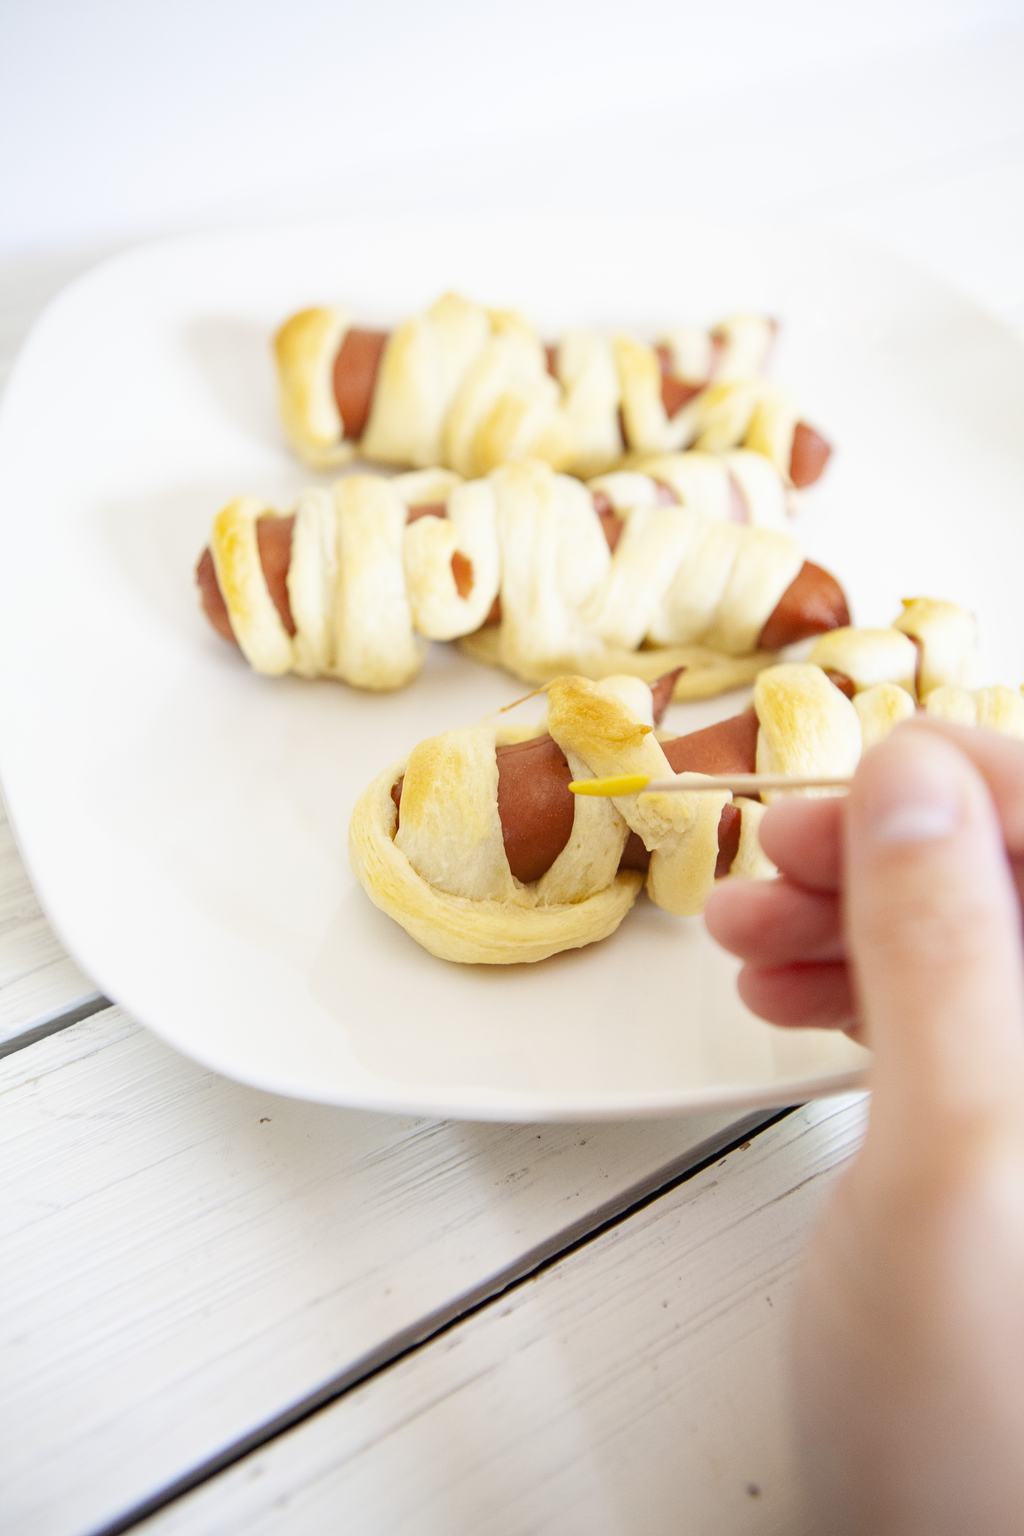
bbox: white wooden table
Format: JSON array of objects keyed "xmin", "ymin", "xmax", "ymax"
[{"xmin": 3, "ymin": 21, "xmax": 1023, "ymax": 1530}]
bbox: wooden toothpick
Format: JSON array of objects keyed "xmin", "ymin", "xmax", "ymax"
[{"xmin": 568, "ymin": 771, "xmax": 853, "ymax": 797}]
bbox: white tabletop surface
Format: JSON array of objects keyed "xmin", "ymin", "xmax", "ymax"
[{"xmin": 2, "ymin": 6, "xmax": 1022, "ymax": 1531}]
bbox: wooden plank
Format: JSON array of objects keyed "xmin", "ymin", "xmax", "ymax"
[
  {"xmin": 0, "ymin": 1008, "xmax": 772, "ymax": 1536},
  {"xmin": 141, "ymin": 1097, "xmax": 867, "ymax": 1536},
  {"xmin": 0, "ymin": 792, "xmax": 102, "ymax": 1050}
]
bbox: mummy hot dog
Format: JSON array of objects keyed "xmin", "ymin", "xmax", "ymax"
[
  {"xmin": 275, "ymin": 292, "xmax": 831, "ymax": 486},
  {"xmin": 350, "ymin": 600, "xmax": 1024, "ymax": 965},
  {"xmin": 196, "ymin": 459, "xmax": 849, "ymax": 696}
]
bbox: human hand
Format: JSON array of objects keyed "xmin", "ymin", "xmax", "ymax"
[{"xmin": 705, "ymin": 723, "xmax": 1024, "ymax": 1535}]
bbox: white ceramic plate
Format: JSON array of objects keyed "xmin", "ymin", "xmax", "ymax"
[{"xmin": 2, "ymin": 215, "xmax": 1022, "ymax": 1120}]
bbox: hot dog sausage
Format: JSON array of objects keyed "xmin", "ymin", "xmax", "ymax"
[
  {"xmin": 331, "ymin": 327, "xmax": 831, "ymax": 487},
  {"xmin": 333, "ymin": 328, "xmax": 389, "ymax": 440},
  {"xmin": 196, "ymin": 502, "xmax": 448, "ymax": 643},
  {"xmin": 488, "ymin": 666, "xmax": 682, "ymax": 883},
  {"xmin": 197, "ymin": 516, "xmax": 296, "ymax": 643},
  {"xmin": 390, "ymin": 692, "xmax": 762, "ymax": 885},
  {"xmin": 495, "ymin": 734, "xmax": 576, "ymax": 884},
  {"xmin": 788, "ymin": 422, "xmax": 832, "ymax": 490},
  {"xmin": 196, "ymin": 495, "xmax": 849, "ymax": 655},
  {"xmin": 619, "ymin": 710, "xmax": 758, "ymax": 879},
  {"xmin": 758, "ymin": 560, "xmax": 850, "ymax": 650}
]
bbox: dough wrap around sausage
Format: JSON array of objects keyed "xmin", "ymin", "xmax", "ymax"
[
  {"xmin": 275, "ymin": 292, "xmax": 826, "ymax": 485},
  {"xmin": 206, "ymin": 460, "xmax": 832, "ymax": 697},
  {"xmin": 350, "ymin": 601, "xmax": 1023, "ymax": 964}
]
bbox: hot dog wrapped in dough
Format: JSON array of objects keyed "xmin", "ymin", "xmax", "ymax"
[
  {"xmin": 196, "ymin": 459, "xmax": 849, "ymax": 698},
  {"xmin": 350, "ymin": 601, "xmax": 1024, "ymax": 964},
  {"xmin": 275, "ymin": 292, "xmax": 831, "ymax": 486}
]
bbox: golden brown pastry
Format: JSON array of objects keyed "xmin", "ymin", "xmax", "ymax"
[
  {"xmin": 274, "ymin": 292, "xmax": 831, "ymax": 485},
  {"xmin": 350, "ymin": 601, "xmax": 1023, "ymax": 964},
  {"xmin": 196, "ymin": 459, "xmax": 848, "ymax": 697}
]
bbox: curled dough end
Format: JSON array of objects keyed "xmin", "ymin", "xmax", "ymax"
[
  {"xmin": 275, "ymin": 306, "xmax": 354, "ymax": 467},
  {"xmin": 349, "ymin": 765, "xmax": 642, "ymax": 965},
  {"xmin": 456, "ymin": 623, "xmax": 772, "ymax": 701}
]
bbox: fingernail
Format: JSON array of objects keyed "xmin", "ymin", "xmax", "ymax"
[{"xmin": 862, "ymin": 740, "xmax": 964, "ymax": 844}]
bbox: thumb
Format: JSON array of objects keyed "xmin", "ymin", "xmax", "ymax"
[{"xmin": 845, "ymin": 725, "xmax": 1024, "ymax": 1132}]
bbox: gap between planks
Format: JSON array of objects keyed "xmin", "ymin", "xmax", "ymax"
[
  {"xmin": 0, "ymin": 991, "xmax": 109, "ymax": 1061},
  {"xmin": 0, "ymin": 795, "xmax": 106, "ymax": 1053},
  {"xmin": 88, "ymin": 1104, "xmax": 795, "ymax": 1536}
]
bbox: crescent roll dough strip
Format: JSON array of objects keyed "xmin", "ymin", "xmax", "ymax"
[
  {"xmin": 611, "ymin": 343, "xmax": 802, "ymax": 480},
  {"xmin": 659, "ymin": 314, "xmax": 775, "ymax": 384},
  {"xmin": 350, "ymin": 761, "xmax": 642, "ymax": 966},
  {"xmin": 456, "ymin": 624, "xmax": 770, "ymax": 702},
  {"xmin": 924, "ymin": 684, "xmax": 1024, "ymax": 735},
  {"xmin": 217, "ymin": 472, "xmax": 504, "ymax": 689},
  {"xmin": 364, "ymin": 295, "xmax": 494, "ymax": 471},
  {"xmin": 852, "ymin": 683, "xmax": 917, "ymax": 752},
  {"xmin": 895, "ymin": 596, "xmax": 979, "ymax": 695},
  {"xmin": 545, "ymin": 676, "xmax": 731, "ymax": 918},
  {"xmin": 535, "ymin": 329, "xmax": 622, "ymax": 475},
  {"xmin": 583, "ymin": 446, "xmax": 792, "ymax": 527},
  {"xmin": 729, "ymin": 797, "xmax": 774, "ymax": 881},
  {"xmin": 276, "ymin": 293, "xmax": 819, "ymax": 483},
  {"xmin": 462, "ymin": 464, "xmax": 803, "ymax": 695},
  {"xmin": 287, "ymin": 488, "xmax": 337, "ymax": 676},
  {"xmin": 608, "ymin": 449, "xmax": 789, "ymax": 530},
  {"xmin": 210, "ymin": 498, "xmax": 295, "ymax": 676},
  {"xmin": 809, "ymin": 598, "xmax": 979, "ymax": 699},
  {"xmin": 350, "ymin": 669, "xmax": 799, "ymax": 963},
  {"xmin": 350, "ymin": 674, "xmax": 724, "ymax": 965},
  {"xmin": 350, "ymin": 601, "xmax": 1016, "ymax": 965},
  {"xmin": 330, "ymin": 476, "xmax": 422, "ymax": 690},
  {"xmin": 274, "ymin": 307, "xmax": 351, "ymax": 468},
  {"xmin": 754, "ymin": 664, "xmax": 864, "ymax": 797},
  {"xmin": 759, "ymin": 601, "xmax": 989, "ymax": 791},
  {"xmin": 208, "ymin": 460, "xmax": 813, "ymax": 698},
  {"xmin": 440, "ymin": 313, "xmax": 559, "ymax": 476}
]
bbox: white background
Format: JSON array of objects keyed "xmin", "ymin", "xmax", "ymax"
[{"xmin": 3, "ymin": 0, "xmax": 1023, "ymax": 319}]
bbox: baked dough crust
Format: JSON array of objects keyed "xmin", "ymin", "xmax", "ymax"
[
  {"xmin": 349, "ymin": 674, "xmax": 722, "ymax": 965},
  {"xmin": 275, "ymin": 293, "xmax": 801, "ymax": 480},
  {"xmin": 209, "ymin": 460, "xmax": 804, "ymax": 696},
  {"xmin": 808, "ymin": 598, "xmax": 980, "ymax": 698},
  {"xmin": 273, "ymin": 307, "xmax": 352, "ymax": 468},
  {"xmin": 348, "ymin": 755, "xmax": 643, "ymax": 966},
  {"xmin": 350, "ymin": 601, "xmax": 1018, "ymax": 965},
  {"xmin": 455, "ymin": 623, "xmax": 768, "ymax": 702}
]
